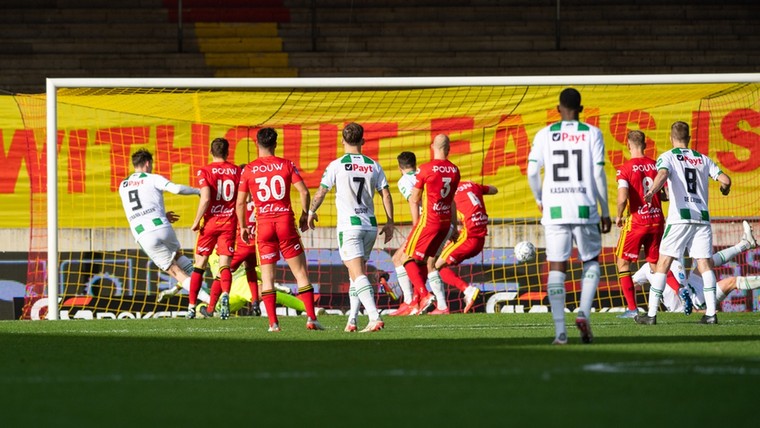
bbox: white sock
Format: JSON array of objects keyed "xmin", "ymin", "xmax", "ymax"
[
  {"xmin": 547, "ymin": 270, "xmax": 567, "ymax": 338},
  {"xmin": 713, "ymin": 243, "xmax": 744, "ymax": 267},
  {"xmin": 647, "ymin": 272, "xmax": 667, "ymax": 317},
  {"xmin": 177, "ymin": 255, "xmax": 194, "ymax": 274},
  {"xmin": 348, "ymin": 279, "xmax": 360, "ymax": 324},
  {"xmin": 716, "ymin": 285, "xmax": 727, "ymax": 303},
  {"xmin": 428, "ymin": 270, "xmax": 447, "ymax": 309},
  {"xmin": 395, "ymin": 265, "xmax": 413, "ymax": 304},
  {"xmin": 579, "ymin": 261, "xmax": 600, "ymax": 317},
  {"xmin": 701, "ymin": 270, "xmax": 717, "ymax": 317},
  {"xmin": 736, "ymin": 275, "xmax": 760, "ymax": 291},
  {"xmin": 355, "ymin": 275, "xmax": 380, "ymax": 321}
]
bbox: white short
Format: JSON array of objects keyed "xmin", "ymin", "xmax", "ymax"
[
  {"xmin": 543, "ymin": 224, "xmax": 602, "ymax": 262},
  {"xmin": 338, "ymin": 229, "xmax": 377, "ymax": 262},
  {"xmin": 659, "ymin": 223, "xmax": 713, "ymax": 259},
  {"xmin": 137, "ymin": 226, "xmax": 181, "ymax": 271}
]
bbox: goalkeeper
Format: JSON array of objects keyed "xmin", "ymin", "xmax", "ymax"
[{"xmin": 200, "ymin": 250, "xmax": 307, "ymax": 316}]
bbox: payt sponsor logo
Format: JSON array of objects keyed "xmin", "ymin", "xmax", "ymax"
[
  {"xmin": 344, "ymin": 164, "xmax": 374, "ymax": 173},
  {"xmin": 552, "ymin": 132, "xmax": 586, "ymax": 143}
]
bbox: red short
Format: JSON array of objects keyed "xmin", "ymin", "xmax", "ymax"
[
  {"xmin": 231, "ymin": 239, "xmax": 257, "ymax": 271},
  {"xmin": 439, "ymin": 233, "xmax": 485, "ymax": 266},
  {"xmin": 615, "ymin": 222, "xmax": 664, "ymax": 263},
  {"xmin": 405, "ymin": 221, "xmax": 451, "ymax": 261},
  {"xmin": 255, "ymin": 218, "xmax": 304, "ymax": 265},
  {"xmin": 196, "ymin": 224, "xmax": 236, "ymax": 257}
]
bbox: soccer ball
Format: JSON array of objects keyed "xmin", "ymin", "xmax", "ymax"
[{"xmin": 514, "ymin": 241, "xmax": 536, "ymax": 263}]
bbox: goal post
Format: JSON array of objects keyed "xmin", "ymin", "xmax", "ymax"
[{"xmin": 35, "ymin": 73, "xmax": 760, "ymax": 320}]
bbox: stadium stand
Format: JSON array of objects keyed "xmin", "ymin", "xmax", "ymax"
[{"xmin": 1, "ymin": 0, "xmax": 758, "ymax": 93}]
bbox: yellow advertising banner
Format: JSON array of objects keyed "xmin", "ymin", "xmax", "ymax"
[{"xmin": 1, "ymin": 83, "xmax": 758, "ymax": 228}]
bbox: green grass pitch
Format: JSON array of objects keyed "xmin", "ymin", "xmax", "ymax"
[{"xmin": 1, "ymin": 312, "xmax": 758, "ymax": 427}]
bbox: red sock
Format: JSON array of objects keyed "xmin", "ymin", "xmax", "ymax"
[
  {"xmin": 189, "ymin": 267, "xmax": 204, "ymax": 305},
  {"xmin": 262, "ymin": 290, "xmax": 278, "ymax": 326},
  {"xmin": 666, "ymin": 270, "xmax": 681, "ymax": 291},
  {"xmin": 404, "ymin": 261, "xmax": 429, "ymax": 298},
  {"xmin": 208, "ymin": 278, "xmax": 222, "ymax": 309},
  {"xmin": 618, "ymin": 271, "xmax": 636, "ymax": 310},
  {"xmin": 246, "ymin": 266, "xmax": 259, "ymax": 301},
  {"xmin": 220, "ymin": 266, "xmax": 232, "ymax": 294},
  {"xmin": 297, "ymin": 284, "xmax": 317, "ymax": 320},
  {"xmin": 439, "ymin": 267, "xmax": 468, "ymax": 292}
]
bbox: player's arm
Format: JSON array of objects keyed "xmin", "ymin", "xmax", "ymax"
[
  {"xmin": 308, "ymin": 185, "xmax": 329, "ymax": 230},
  {"xmin": 164, "ymin": 181, "xmax": 200, "ymax": 196},
  {"xmin": 409, "ymin": 187, "xmax": 422, "ymax": 225},
  {"xmin": 379, "ymin": 186, "xmax": 395, "ymax": 244},
  {"xmin": 293, "ymin": 180, "xmax": 311, "ymax": 232},
  {"xmin": 526, "ymin": 160, "xmax": 542, "ymax": 212},
  {"xmin": 615, "ymin": 184, "xmax": 629, "ymax": 228},
  {"xmin": 644, "ymin": 169, "xmax": 669, "ymax": 203},
  {"xmin": 716, "ymin": 171, "xmax": 731, "ymax": 195},
  {"xmin": 484, "ymin": 185, "xmax": 498, "ymax": 195},
  {"xmin": 235, "ymin": 189, "xmax": 249, "ymax": 242},
  {"xmin": 191, "ymin": 186, "xmax": 211, "ymax": 232},
  {"xmin": 591, "ymin": 132, "xmax": 612, "ymax": 233}
]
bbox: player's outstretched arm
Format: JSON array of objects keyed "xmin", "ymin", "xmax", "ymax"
[
  {"xmin": 526, "ymin": 160, "xmax": 542, "ymax": 212},
  {"xmin": 294, "ymin": 180, "xmax": 311, "ymax": 232},
  {"xmin": 164, "ymin": 181, "xmax": 200, "ymax": 196},
  {"xmin": 308, "ymin": 185, "xmax": 329, "ymax": 230},
  {"xmin": 485, "ymin": 185, "xmax": 498, "ymax": 195},
  {"xmin": 379, "ymin": 186, "xmax": 395, "ymax": 244}
]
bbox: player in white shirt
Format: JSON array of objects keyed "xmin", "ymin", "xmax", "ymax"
[
  {"xmin": 527, "ymin": 88, "xmax": 612, "ymax": 345},
  {"xmin": 118, "ymin": 149, "xmax": 209, "ymax": 304},
  {"xmin": 382, "ymin": 151, "xmax": 421, "ymax": 315},
  {"xmin": 308, "ymin": 123, "xmax": 395, "ymax": 332},
  {"xmin": 635, "ymin": 121, "xmax": 732, "ymax": 325}
]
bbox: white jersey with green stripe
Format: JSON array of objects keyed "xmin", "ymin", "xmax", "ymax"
[
  {"xmin": 320, "ymin": 153, "xmax": 390, "ymax": 232},
  {"xmin": 119, "ymin": 172, "xmax": 174, "ymax": 240},
  {"xmin": 529, "ymin": 120, "xmax": 605, "ymax": 225},
  {"xmin": 656, "ymin": 148, "xmax": 723, "ymax": 224},
  {"xmin": 397, "ymin": 170, "xmax": 417, "ymax": 201}
]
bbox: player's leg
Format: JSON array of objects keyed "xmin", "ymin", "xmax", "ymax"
[
  {"xmin": 343, "ymin": 230, "xmax": 383, "ymax": 331},
  {"xmin": 712, "ymin": 220, "xmax": 757, "ymax": 268},
  {"xmin": 403, "ymin": 222, "xmax": 433, "ymax": 313},
  {"xmin": 614, "ymin": 221, "xmax": 639, "ymax": 314},
  {"xmin": 255, "ymin": 222, "xmax": 281, "ymax": 331},
  {"xmin": 391, "ymin": 244, "xmax": 415, "ymax": 306},
  {"xmin": 544, "ymin": 225, "xmax": 571, "ymax": 344},
  {"xmin": 637, "ymin": 224, "xmax": 684, "ymax": 324},
  {"xmin": 273, "ymin": 219, "xmax": 320, "ymax": 329},
  {"xmin": 574, "ymin": 224, "xmax": 602, "ymax": 344},
  {"xmin": 437, "ymin": 236, "xmax": 483, "ymax": 313},
  {"xmin": 691, "ymin": 225, "xmax": 718, "ymax": 323},
  {"xmin": 718, "ymin": 275, "xmax": 760, "ymax": 302}
]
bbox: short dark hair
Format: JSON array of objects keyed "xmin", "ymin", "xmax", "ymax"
[
  {"xmin": 257, "ymin": 127, "xmax": 278, "ymax": 150},
  {"xmin": 397, "ymin": 151, "xmax": 416, "ymax": 169},
  {"xmin": 671, "ymin": 121, "xmax": 690, "ymax": 143},
  {"xmin": 559, "ymin": 88, "xmax": 582, "ymax": 110},
  {"xmin": 131, "ymin": 148, "xmax": 152, "ymax": 168},
  {"xmin": 210, "ymin": 138, "xmax": 229, "ymax": 158},
  {"xmin": 627, "ymin": 130, "xmax": 646, "ymax": 150},
  {"xmin": 342, "ymin": 122, "xmax": 364, "ymax": 146}
]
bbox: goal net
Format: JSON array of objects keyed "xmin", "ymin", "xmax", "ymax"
[{"xmin": 9, "ymin": 75, "xmax": 760, "ymax": 319}]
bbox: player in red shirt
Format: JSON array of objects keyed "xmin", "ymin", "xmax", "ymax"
[
  {"xmin": 236, "ymin": 127, "xmax": 322, "ymax": 332},
  {"xmin": 188, "ymin": 138, "xmax": 241, "ymax": 319},
  {"xmin": 403, "ymin": 134, "xmax": 461, "ymax": 314},
  {"xmin": 615, "ymin": 130, "xmax": 683, "ymax": 318},
  {"xmin": 201, "ymin": 170, "xmax": 261, "ymax": 319},
  {"xmin": 435, "ymin": 181, "xmax": 498, "ymax": 313}
]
